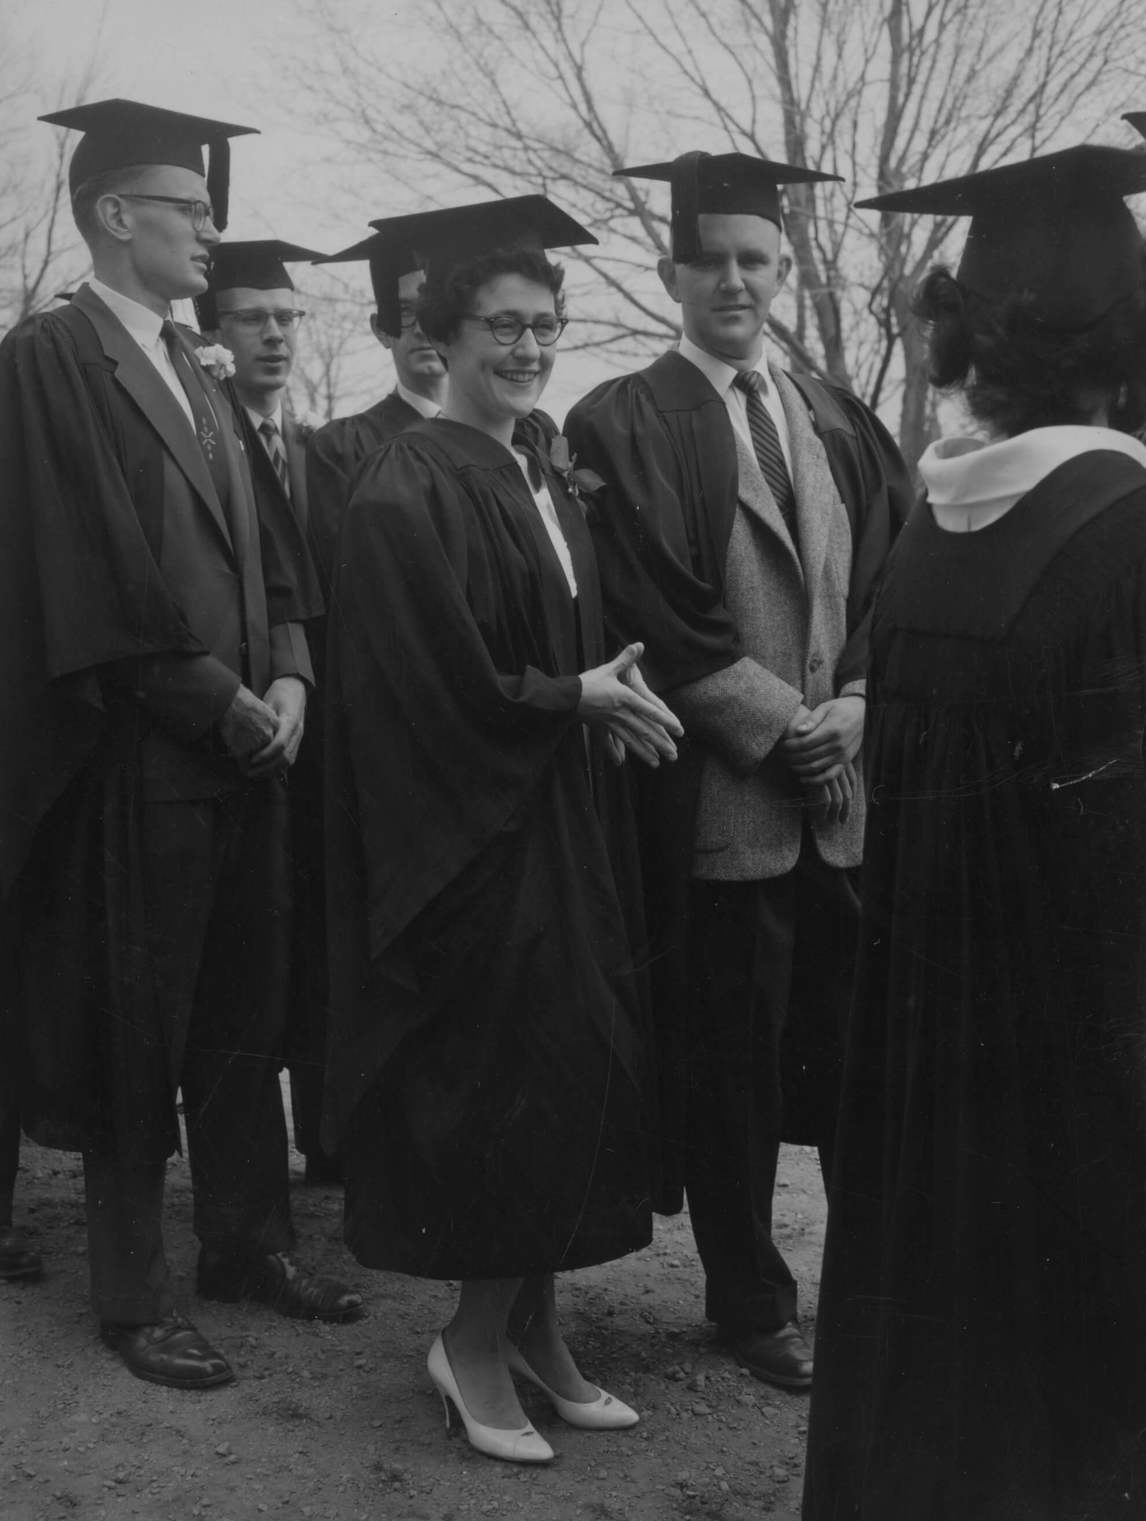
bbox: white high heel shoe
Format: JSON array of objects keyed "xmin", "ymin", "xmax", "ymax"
[
  {"xmin": 506, "ymin": 1343, "xmax": 640, "ymax": 1430},
  {"xmin": 427, "ymin": 1334, "xmax": 555, "ymax": 1465}
]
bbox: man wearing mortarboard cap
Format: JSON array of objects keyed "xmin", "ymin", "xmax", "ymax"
[
  {"xmin": 196, "ymin": 240, "xmax": 322, "ymax": 508},
  {"xmin": 0, "ymin": 99, "xmax": 361, "ymax": 1393},
  {"xmin": 305, "ymin": 232, "xmax": 446, "ymax": 589},
  {"xmin": 566, "ymin": 150, "xmax": 912, "ymax": 1391},
  {"xmin": 196, "ymin": 239, "xmax": 340, "ymax": 1185}
]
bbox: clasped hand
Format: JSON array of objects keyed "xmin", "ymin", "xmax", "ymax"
[
  {"xmin": 218, "ymin": 676, "xmax": 307, "ymax": 777},
  {"xmin": 578, "ymin": 643, "xmax": 683, "ymax": 767},
  {"xmin": 781, "ymin": 694, "xmax": 865, "ymax": 825}
]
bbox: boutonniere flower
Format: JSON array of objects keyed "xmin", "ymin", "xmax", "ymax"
[
  {"xmin": 288, "ymin": 405, "xmax": 323, "ymax": 433},
  {"xmin": 548, "ymin": 434, "xmax": 605, "ymax": 504},
  {"xmin": 196, "ymin": 344, "xmax": 236, "ymax": 381}
]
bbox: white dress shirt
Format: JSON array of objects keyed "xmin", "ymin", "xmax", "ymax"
[
  {"xmin": 396, "ymin": 380, "xmax": 443, "ymax": 419},
  {"xmin": 512, "ymin": 451, "xmax": 578, "ymax": 597},
  {"xmin": 245, "ymin": 401, "xmax": 284, "ymax": 434},
  {"xmin": 88, "ymin": 277, "xmax": 195, "ymax": 429},
  {"xmin": 678, "ymin": 333, "xmax": 793, "ymax": 475}
]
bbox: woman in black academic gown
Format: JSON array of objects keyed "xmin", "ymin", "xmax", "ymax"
[
  {"xmin": 803, "ymin": 145, "xmax": 1146, "ymax": 1521},
  {"xmin": 323, "ymin": 198, "xmax": 682, "ymax": 1466}
]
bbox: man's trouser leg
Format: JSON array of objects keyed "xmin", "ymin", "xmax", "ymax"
[
  {"xmin": 84, "ymin": 784, "xmax": 294, "ymax": 1321},
  {"xmin": 83, "ymin": 1151, "xmax": 172, "ymax": 1325},
  {"xmin": 683, "ymin": 850, "xmax": 859, "ymax": 1333},
  {"xmin": 684, "ymin": 874, "xmax": 799, "ymax": 1334}
]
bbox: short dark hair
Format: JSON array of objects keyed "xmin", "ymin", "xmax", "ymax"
[
  {"xmin": 416, "ymin": 247, "xmax": 565, "ymax": 345},
  {"xmin": 913, "ymin": 265, "xmax": 1146, "ymax": 437},
  {"xmin": 71, "ymin": 165, "xmax": 150, "ymax": 242}
]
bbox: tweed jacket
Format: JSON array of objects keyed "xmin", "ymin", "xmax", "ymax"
[{"xmin": 672, "ymin": 365, "xmax": 865, "ymax": 879}]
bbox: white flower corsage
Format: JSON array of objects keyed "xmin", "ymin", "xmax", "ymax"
[
  {"xmin": 289, "ymin": 405, "xmax": 324, "ymax": 432},
  {"xmin": 549, "ymin": 434, "xmax": 605, "ymax": 505},
  {"xmin": 196, "ymin": 344, "xmax": 236, "ymax": 381}
]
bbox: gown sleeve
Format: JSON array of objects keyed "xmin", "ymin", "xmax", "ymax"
[
  {"xmin": 816, "ymin": 385, "xmax": 915, "ymax": 691},
  {"xmin": 326, "ymin": 436, "xmax": 583, "ymax": 965},
  {"xmin": 566, "ymin": 374, "xmax": 742, "ymax": 695},
  {"xmin": 0, "ymin": 312, "xmax": 213, "ymax": 895}
]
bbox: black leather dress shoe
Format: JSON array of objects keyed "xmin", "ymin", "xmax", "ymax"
[
  {"xmin": 0, "ymin": 1228, "xmax": 43, "ymax": 1281},
  {"xmin": 100, "ymin": 1313, "xmax": 235, "ymax": 1389},
  {"xmin": 728, "ymin": 1322, "xmax": 814, "ymax": 1390},
  {"xmin": 197, "ymin": 1249, "xmax": 364, "ymax": 1322}
]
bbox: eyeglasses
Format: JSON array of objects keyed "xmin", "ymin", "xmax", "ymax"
[
  {"xmin": 459, "ymin": 314, "xmax": 568, "ymax": 347},
  {"xmin": 217, "ymin": 309, "xmax": 308, "ymax": 332},
  {"xmin": 117, "ymin": 194, "xmax": 216, "ymax": 232},
  {"xmin": 397, "ymin": 303, "xmax": 420, "ymax": 330}
]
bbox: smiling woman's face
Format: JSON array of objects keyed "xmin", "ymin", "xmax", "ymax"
[{"xmin": 437, "ymin": 273, "xmax": 557, "ymax": 435}]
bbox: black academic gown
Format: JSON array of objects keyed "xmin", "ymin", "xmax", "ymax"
[
  {"xmin": 566, "ymin": 352, "xmax": 912, "ymax": 1209},
  {"xmin": 803, "ymin": 453, "xmax": 1146, "ymax": 1521},
  {"xmin": 247, "ymin": 410, "xmax": 335, "ymax": 1165},
  {"xmin": 306, "ymin": 391, "xmax": 423, "ymax": 592},
  {"xmin": 0, "ymin": 289, "xmax": 320, "ymax": 1165},
  {"xmin": 324, "ymin": 414, "xmax": 652, "ymax": 1279}
]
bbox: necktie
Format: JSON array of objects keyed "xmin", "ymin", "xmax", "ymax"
[
  {"xmin": 733, "ymin": 369, "xmax": 797, "ymax": 543},
  {"xmin": 161, "ymin": 320, "xmax": 233, "ymax": 508},
  {"xmin": 259, "ymin": 417, "xmax": 292, "ymax": 499}
]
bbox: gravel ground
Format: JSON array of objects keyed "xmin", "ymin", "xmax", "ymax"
[{"xmin": 0, "ymin": 1118, "xmax": 825, "ymax": 1521}]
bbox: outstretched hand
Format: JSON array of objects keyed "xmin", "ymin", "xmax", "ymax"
[{"xmin": 578, "ymin": 642, "xmax": 683, "ymax": 767}]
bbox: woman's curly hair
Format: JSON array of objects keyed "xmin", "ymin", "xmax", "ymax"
[
  {"xmin": 416, "ymin": 248, "xmax": 565, "ymax": 347},
  {"xmin": 912, "ymin": 265, "xmax": 1146, "ymax": 437}
]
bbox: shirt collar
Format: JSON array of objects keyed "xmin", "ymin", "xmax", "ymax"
[
  {"xmin": 395, "ymin": 379, "xmax": 442, "ymax": 419},
  {"xmin": 678, "ymin": 333, "xmax": 773, "ymax": 398},
  {"xmin": 245, "ymin": 401, "xmax": 284, "ymax": 433},
  {"xmin": 88, "ymin": 276, "xmax": 166, "ymax": 349}
]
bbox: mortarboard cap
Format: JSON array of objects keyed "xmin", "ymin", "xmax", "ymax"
[
  {"xmin": 1123, "ymin": 112, "xmax": 1146, "ymax": 139},
  {"xmin": 614, "ymin": 151, "xmax": 841, "ymax": 263},
  {"xmin": 319, "ymin": 197, "xmax": 596, "ymax": 336},
  {"xmin": 370, "ymin": 195, "xmax": 596, "ymax": 331},
  {"xmin": 856, "ymin": 145, "xmax": 1146, "ymax": 329},
  {"xmin": 315, "ymin": 231, "xmax": 425, "ymax": 337},
  {"xmin": 194, "ymin": 239, "xmax": 325, "ymax": 328},
  {"xmin": 40, "ymin": 98, "xmax": 257, "ymax": 233}
]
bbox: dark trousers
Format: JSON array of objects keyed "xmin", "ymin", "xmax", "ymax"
[
  {"xmin": 684, "ymin": 847, "xmax": 859, "ymax": 1334},
  {"xmin": 84, "ymin": 785, "xmax": 294, "ymax": 1325}
]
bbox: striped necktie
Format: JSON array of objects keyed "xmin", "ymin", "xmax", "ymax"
[
  {"xmin": 733, "ymin": 369, "xmax": 797, "ymax": 542},
  {"xmin": 259, "ymin": 416, "xmax": 291, "ymax": 498}
]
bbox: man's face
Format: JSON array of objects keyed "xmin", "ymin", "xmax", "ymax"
[
  {"xmin": 658, "ymin": 213, "xmax": 791, "ymax": 364},
  {"xmin": 212, "ymin": 286, "xmax": 299, "ymax": 403},
  {"xmin": 117, "ymin": 165, "xmax": 219, "ymax": 303},
  {"xmin": 373, "ymin": 269, "xmax": 446, "ymax": 392}
]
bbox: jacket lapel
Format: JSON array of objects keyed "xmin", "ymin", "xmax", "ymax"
[
  {"xmin": 773, "ymin": 365, "xmax": 839, "ymax": 597},
  {"xmin": 73, "ymin": 285, "xmax": 234, "ymax": 555},
  {"xmin": 732, "ymin": 428, "xmax": 802, "ymax": 577}
]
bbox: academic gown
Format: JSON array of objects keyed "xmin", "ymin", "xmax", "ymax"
[
  {"xmin": 566, "ymin": 353, "xmax": 912, "ymax": 1209},
  {"xmin": 803, "ymin": 453, "xmax": 1146, "ymax": 1521},
  {"xmin": 324, "ymin": 414, "xmax": 653, "ymax": 1278},
  {"xmin": 0, "ymin": 294, "xmax": 320, "ymax": 1165},
  {"xmin": 306, "ymin": 391, "xmax": 423, "ymax": 592}
]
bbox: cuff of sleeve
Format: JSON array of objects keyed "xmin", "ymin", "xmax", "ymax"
[
  {"xmin": 839, "ymin": 679, "xmax": 867, "ymax": 699},
  {"xmin": 269, "ymin": 622, "xmax": 315, "ymax": 686}
]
